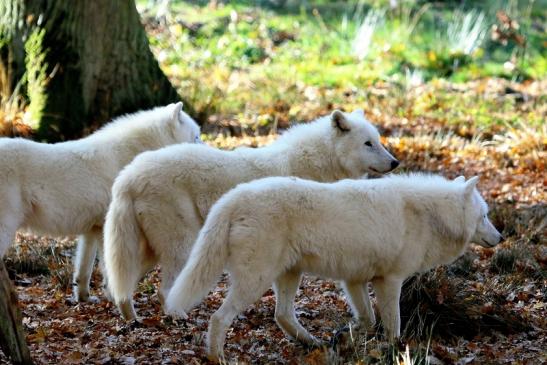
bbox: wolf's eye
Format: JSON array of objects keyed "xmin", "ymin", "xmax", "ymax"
[{"xmin": 364, "ymin": 141, "xmax": 372, "ymax": 147}]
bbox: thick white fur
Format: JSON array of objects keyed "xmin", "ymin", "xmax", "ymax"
[
  {"xmin": 103, "ymin": 109, "xmax": 399, "ymax": 319},
  {"xmin": 0, "ymin": 102, "xmax": 200, "ymax": 302},
  {"xmin": 166, "ymin": 173, "xmax": 503, "ymax": 361}
]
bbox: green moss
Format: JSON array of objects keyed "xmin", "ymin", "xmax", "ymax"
[{"xmin": 24, "ymin": 28, "xmax": 48, "ymax": 130}]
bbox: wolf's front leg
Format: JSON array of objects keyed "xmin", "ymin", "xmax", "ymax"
[
  {"xmin": 0, "ymin": 221, "xmax": 19, "ymax": 258},
  {"xmin": 371, "ymin": 276, "xmax": 403, "ymax": 340},
  {"xmin": 207, "ymin": 265, "xmax": 274, "ymax": 362},
  {"xmin": 72, "ymin": 233, "xmax": 99, "ymax": 302},
  {"xmin": 342, "ymin": 281, "xmax": 376, "ymax": 330},
  {"xmin": 0, "ymin": 191, "xmax": 24, "ymax": 257}
]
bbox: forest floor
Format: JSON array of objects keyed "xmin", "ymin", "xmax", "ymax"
[
  {"xmin": 2, "ymin": 96, "xmax": 545, "ymax": 362},
  {"xmin": 2, "ymin": 1, "xmax": 546, "ymax": 364}
]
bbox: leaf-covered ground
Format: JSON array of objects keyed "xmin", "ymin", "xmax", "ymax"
[{"xmin": 2, "ymin": 117, "xmax": 545, "ymax": 363}]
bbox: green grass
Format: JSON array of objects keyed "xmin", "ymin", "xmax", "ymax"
[{"xmin": 139, "ymin": 0, "xmax": 546, "ymax": 132}]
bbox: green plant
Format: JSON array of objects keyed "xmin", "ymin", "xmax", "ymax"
[
  {"xmin": 447, "ymin": 10, "xmax": 488, "ymax": 56},
  {"xmin": 24, "ymin": 28, "xmax": 49, "ymax": 129}
]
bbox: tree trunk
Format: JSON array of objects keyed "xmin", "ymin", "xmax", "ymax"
[
  {"xmin": 0, "ymin": 261, "xmax": 33, "ymax": 365},
  {"xmin": 1, "ymin": 0, "xmax": 184, "ymax": 141}
]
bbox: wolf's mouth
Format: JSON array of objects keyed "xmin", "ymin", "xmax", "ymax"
[
  {"xmin": 369, "ymin": 167, "xmax": 381, "ymax": 173},
  {"xmin": 481, "ymin": 238, "xmax": 494, "ymax": 247}
]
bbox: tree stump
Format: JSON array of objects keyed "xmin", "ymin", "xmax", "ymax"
[{"xmin": 0, "ymin": 261, "xmax": 33, "ymax": 365}]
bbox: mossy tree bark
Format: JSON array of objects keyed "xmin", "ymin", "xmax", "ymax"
[
  {"xmin": 0, "ymin": 0, "xmax": 183, "ymax": 141},
  {"xmin": 0, "ymin": 261, "xmax": 33, "ymax": 365}
]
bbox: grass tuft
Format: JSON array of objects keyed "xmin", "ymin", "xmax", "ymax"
[
  {"xmin": 490, "ymin": 247, "xmax": 521, "ymax": 274},
  {"xmin": 352, "ymin": 9, "xmax": 385, "ymax": 61},
  {"xmin": 447, "ymin": 10, "xmax": 488, "ymax": 56}
]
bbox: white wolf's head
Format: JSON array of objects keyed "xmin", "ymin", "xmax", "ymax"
[
  {"xmin": 168, "ymin": 102, "xmax": 202, "ymax": 144},
  {"xmin": 459, "ymin": 176, "xmax": 504, "ymax": 248},
  {"xmin": 330, "ymin": 109, "xmax": 399, "ymax": 176}
]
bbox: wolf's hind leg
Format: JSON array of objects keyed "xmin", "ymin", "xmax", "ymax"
[
  {"xmin": 142, "ymin": 194, "xmax": 200, "ymax": 307},
  {"xmin": 207, "ymin": 269, "xmax": 272, "ymax": 362},
  {"xmin": 342, "ymin": 281, "xmax": 376, "ymax": 329},
  {"xmin": 158, "ymin": 233, "xmax": 197, "ymax": 307},
  {"xmin": 72, "ymin": 232, "xmax": 99, "ymax": 302},
  {"xmin": 159, "ymin": 256, "xmax": 185, "ymax": 307},
  {"xmin": 273, "ymin": 271, "xmax": 321, "ymax": 345},
  {"xmin": 371, "ymin": 276, "xmax": 403, "ymax": 340}
]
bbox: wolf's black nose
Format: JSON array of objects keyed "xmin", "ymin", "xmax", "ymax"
[
  {"xmin": 391, "ymin": 160, "xmax": 400, "ymax": 170},
  {"xmin": 499, "ymin": 234, "xmax": 505, "ymax": 243}
]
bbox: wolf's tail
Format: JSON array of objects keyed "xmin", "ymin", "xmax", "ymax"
[
  {"xmin": 165, "ymin": 196, "xmax": 232, "ymax": 315},
  {"xmin": 103, "ymin": 175, "xmax": 146, "ymax": 319}
]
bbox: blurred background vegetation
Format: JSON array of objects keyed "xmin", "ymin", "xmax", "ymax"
[{"xmin": 138, "ymin": 0, "xmax": 545, "ymax": 137}]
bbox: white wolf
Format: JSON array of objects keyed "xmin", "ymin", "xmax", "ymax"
[
  {"xmin": 165, "ymin": 174, "xmax": 503, "ymax": 362},
  {"xmin": 104, "ymin": 109, "xmax": 399, "ymax": 320},
  {"xmin": 0, "ymin": 102, "xmax": 200, "ymax": 302}
]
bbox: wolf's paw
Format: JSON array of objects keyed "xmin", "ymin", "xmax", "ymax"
[
  {"xmin": 87, "ymin": 295, "xmax": 101, "ymax": 304},
  {"xmin": 118, "ymin": 300, "xmax": 137, "ymax": 321},
  {"xmin": 206, "ymin": 353, "xmax": 221, "ymax": 364},
  {"xmin": 163, "ymin": 300, "xmax": 189, "ymax": 320},
  {"xmin": 300, "ymin": 336, "xmax": 327, "ymax": 350},
  {"xmin": 165, "ymin": 308, "xmax": 189, "ymax": 321},
  {"xmin": 72, "ymin": 287, "xmax": 89, "ymax": 303}
]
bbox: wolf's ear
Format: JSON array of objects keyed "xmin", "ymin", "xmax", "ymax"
[
  {"xmin": 454, "ymin": 176, "xmax": 465, "ymax": 183},
  {"xmin": 464, "ymin": 176, "xmax": 479, "ymax": 197},
  {"xmin": 172, "ymin": 102, "xmax": 184, "ymax": 123},
  {"xmin": 331, "ymin": 110, "xmax": 351, "ymax": 132}
]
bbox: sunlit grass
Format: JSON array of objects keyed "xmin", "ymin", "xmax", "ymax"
[{"xmin": 139, "ymin": 1, "xmax": 545, "ymax": 135}]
